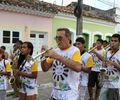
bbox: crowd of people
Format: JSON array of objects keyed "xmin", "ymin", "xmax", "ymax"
[{"xmin": 0, "ymin": 28, "xmax": 120, "ymax": 100}]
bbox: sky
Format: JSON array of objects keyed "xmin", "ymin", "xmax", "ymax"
[{"xmin": 41, "ymin": 0, "xmax": 120, "ymax": 10}]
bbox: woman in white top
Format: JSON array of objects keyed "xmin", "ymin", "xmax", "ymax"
[{"xmin": 14, "ymin": 42, "xmax": 38, "ymax": 100}]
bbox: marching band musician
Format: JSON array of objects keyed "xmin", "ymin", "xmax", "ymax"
[
  {"xmin": 99, "ymin": 34, "xmax": 120, "ymax": 100},
  {"xmin": 9, "ymin": 40, "xmax": 23, "ymax": 96},
  {"xmin": 0, "ymin": 53, "xmax": 11, "ymax": 100},
  {"xmin": 103, "ymin": 40, "xmax": 109, "ymax": 48},
  {"xmin": 14, "ymin": 42, "xmax": 38, "ymax": 100},
  {"xmin": 0, "ymin": 46, "xmax": 10, "ymax": 60},
  {"xmin": 75, "ymin": 37, "xmax": 94, "ymax": 100},
  {"xmin": 10, "ymin": 40, "xmax": 23, "ymax": 63},
  {"xmin": 0, "ymin": 46, "xmax": 6, "ymax": 55},
  {"xmin": 88, "ymin": 39, "xmax": 105, "ymax": 100},
  {"xmin": 41, "ymin": 28, "xmax": 82, "ymax": 100}
]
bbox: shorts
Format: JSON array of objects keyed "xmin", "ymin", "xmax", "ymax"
[
  {"xmin": 19, "ymin": 84, "xmax": 38, "ymax": 96},
  {"xmin": 88, "ymin": 71, "xmax": 101, "ymax": 89}
]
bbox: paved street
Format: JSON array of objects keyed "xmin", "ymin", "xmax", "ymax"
[{"xmin": 6, "ymin": 70, "xmax": 91, "ymax": 100}]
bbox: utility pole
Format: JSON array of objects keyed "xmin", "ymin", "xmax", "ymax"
[
  {"xmin": 74, "ymin": 0, "xmax": 83, "ymax": 36},
  {"xmin": 61, "ymin": 0, "xmax": 63, "ymax": 6},
  {"xmin": 113, "ymin": 0, "xmax": 115, "ymax": 7}
]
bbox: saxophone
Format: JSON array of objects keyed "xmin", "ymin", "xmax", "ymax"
[
  {"xmin": 9, "ymin": 54, "xmax": 35, "ymax": 88},
  {"xmin": 8, "ymin": 49, "xmax": 21, "ymax": 93}
]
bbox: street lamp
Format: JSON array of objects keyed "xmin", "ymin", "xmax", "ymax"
[{"xmin": 74, "ymin": 0, "xmax": 83, "ymax": 36}]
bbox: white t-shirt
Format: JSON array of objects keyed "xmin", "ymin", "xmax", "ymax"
[
  {"xmin": 80, "ymin": 52, "xmax": 94, "ymax": 86},
  {"xmin": 50, "ymin": 46, "xmax": 81, "ymax": 100},
  {"xmin": 103, "ymin": 49, "xmax": 120, "ymax": 88},
  {"xmin": 0, "ymin": 59, "xmax": 11, "ymax": 90},
  {"xmin": 19, "ymin": 58, "xmax": 38, "ymax": 89},
  {"xmin": 91, "ymin": 48, "xmax": 105, "ymax": 72}
]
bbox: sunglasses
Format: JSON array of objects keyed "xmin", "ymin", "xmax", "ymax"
[{"xmin": 54, "ymin": 36, "xmax": 63, "ymax": 41}]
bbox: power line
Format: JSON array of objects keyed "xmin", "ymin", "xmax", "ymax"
[
  {"xmin": 97, "ymin": 0, "xmax": 113, "ymax": 6},
  {"xmin": 61, "ymin": 0, "xmax": 63, "ymax": 6},
  {"xmin": 98, "ymin": 0, "xmax": 120, "ymax": 8}
]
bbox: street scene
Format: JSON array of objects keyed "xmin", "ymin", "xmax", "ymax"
[{"xmin": 0, "ymin": 0, "xmax": 120, "ymax": 100}]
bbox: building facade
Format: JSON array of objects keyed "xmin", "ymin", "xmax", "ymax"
[
  {"xmin": 0, "ymin": 0, "xmax": 56, "ymax": 56},
  {"xmin": 0, "ymin": 0, "xmax": 116, "ymax": 55},
  {"xmin": 52, "ymin": 3, "xmax": 116, "ymax": 49}
]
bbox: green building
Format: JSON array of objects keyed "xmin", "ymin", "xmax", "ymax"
[{"xmin": 52, "ymin": 3, "xmax": 116, "ymax": 49}]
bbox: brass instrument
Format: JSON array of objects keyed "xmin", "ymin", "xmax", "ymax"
[
  {"xmin": 98, "ymin": 44, "xmax": 111, "ymax": 86},
  {"xmin": 104, "ymin": 44, "xmax": 110, "ymax": 50},
  {"xmin": 9, "ymin": 47, "xmax": 53, "ymax": 85},
  {"xmin": 9, "ymin": 49, "xmax": 21, "ymax": 95},
  {"xmin": 8, "ymin": 63, "xmax": 18, "ymax": 85},
  {"xmin": 8, "ymin": 76, "xmax": 16, "ymax": 85},
  {"xmin": 9, "ymin": 53, "xmax": 19, "ymax": 85},
  {"xmin": 33, "ymin": 47, "xmax": 53, "ymax": 60},
  {"xmin": 88, "ymin": 46, "xmax": 97, "ymax": 53},
  {"xmin": 99, "ymin": 44, "xmax": 110, "ymax": 72}
]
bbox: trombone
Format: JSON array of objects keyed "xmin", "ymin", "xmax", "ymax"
[
  {"xmin": 88, "ymin": 44, "xmax": 110, "ymax": 53},
  {"xmin": 88, "ymin": 46, "xmax": 97, "ymax": 53},
  {"xmin": 104, "ymin": 44, "xmax": 110, "ymax": 50}
]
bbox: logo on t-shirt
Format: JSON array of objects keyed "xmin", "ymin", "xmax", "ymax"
[{"xmin": 53, "ymin": 60, "xmax": 69, "ymax": 81}]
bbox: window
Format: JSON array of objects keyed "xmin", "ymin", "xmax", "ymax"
[
  {"xmin": 3, "ymin": 31, "xmax": 10, "ymax": 43},
  {"xmin": 39, "ymin": 34, "xmax": 44, "ymax": 38},
  {"xmin": 106, "ymin": 36, "xmax": 111, "ymax": 42},
  {"xmin": 12, "ymin": 31, "xmax": 19, "ymax": 43},
  {"xmin": 3, "ymin": 30, "xmax": 20, "ymax": 44},
  {"xmin": 94, "ymin": 35, "xmax": 101, "ymax": 42},
  {"xmin": 30, "ymin": 34, "xmax": 36, "ymax": 38}
]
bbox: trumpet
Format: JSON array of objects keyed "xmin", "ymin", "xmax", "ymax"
[{"xmin": 33, "ymin": 47, "xmax": 53, "ymax": 60}]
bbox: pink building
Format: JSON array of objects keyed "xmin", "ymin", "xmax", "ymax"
[{"xmin": 0, "ymin": 0, "xmax": 56, "ymax": 56}]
